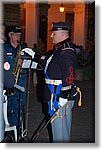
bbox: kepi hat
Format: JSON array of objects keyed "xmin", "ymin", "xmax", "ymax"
[
  {"xmin": 50, "ymin": 22, "xmax": 71, "ymax": 31},
  {"xmin": 8, "ymin": 26, "xmax": 22, "ymax": 33}
]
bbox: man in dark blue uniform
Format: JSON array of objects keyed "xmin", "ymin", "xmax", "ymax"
[
  {"xmin": 3, "ymin": 26, "xmax": 27, "ymax": 129},
  {"xmin": 0, "ymin": 47, "xmax": 15, "ymax": 142},
  {"xmin": 22, "ymin": 22, "xmax": 78, "ymax": 143},
  {"xmin": 0, "ymin": 23, "xmax": 15, "ymax": 142}
]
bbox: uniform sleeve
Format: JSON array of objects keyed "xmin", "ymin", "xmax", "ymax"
[
  {"xmin": 38, "ymin": 51, "xmax": 53, "ymax": 68},
  {"xmin": 59, "ymin": 49, "xmax": 77, "ymax": 87},
  {"xmin": 3, "ymin": 51, "xmax": 15, "ymax": 88}
]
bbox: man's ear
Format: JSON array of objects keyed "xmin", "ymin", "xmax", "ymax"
[{"xmin": 8, "ymin": 33, "xmax": 11, "ymax": 38}]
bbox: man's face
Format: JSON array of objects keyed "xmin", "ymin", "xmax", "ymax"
[
  {"xmin": 9, "ymin": 32, "xmax": 22, "ymax": 43},
  {"xmin": 50, "ymin": 30, "xmax": 63, "ymax": 44}
]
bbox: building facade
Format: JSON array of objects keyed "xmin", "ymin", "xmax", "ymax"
[{"xmin": 2, "ymin": 0, "xmax": 95, "ymax": 52}]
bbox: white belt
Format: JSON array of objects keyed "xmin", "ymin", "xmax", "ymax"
[
  {"xmin": 45, "ymin": 79, "xmax": 72, "ymax": 90},
  {"xmin": 61, "ymin": 85, "xmax": 72, "ymax": 91},
  {"xmin": 45, "ymin": 79, "xmax": 62, "ymax": 86}
]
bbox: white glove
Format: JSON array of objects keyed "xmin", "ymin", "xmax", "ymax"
[
  {"xmin": 22, "ymin": 48, "xmax": 35, "ymax": 59},
  {"xmin": 59, "ymin": 97, "xmax": 68, "ymax": 107}
]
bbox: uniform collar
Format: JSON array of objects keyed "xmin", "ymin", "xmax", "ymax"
[{"xmin": 55, "ymin": 38, "xmax": 71, "ymax": 49}]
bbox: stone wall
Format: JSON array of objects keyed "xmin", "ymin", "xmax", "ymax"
[{"xmin": 3, "ymin": 3, "xmax": 20, "ymax": 26}]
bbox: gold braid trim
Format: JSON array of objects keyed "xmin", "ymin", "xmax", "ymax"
[
  {"xmin": 76, "ymin": 87, "xmax": 82, "ymax": 106},
  {"xmin": 51, "ymin": 102, "xmax": 69, "ymax": 123},
  {"xmin": 51, "ymin": 86, "xmax": 82, "ymax": 123}
]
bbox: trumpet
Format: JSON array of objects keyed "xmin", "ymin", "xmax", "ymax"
[{"xmin": 13, "ymin": 44, "xmax": 23, "ymax": 84}]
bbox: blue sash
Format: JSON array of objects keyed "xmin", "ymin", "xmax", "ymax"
[{"xmin": 45, "ymin": 56, "xmax": 62, "ymax": 115}]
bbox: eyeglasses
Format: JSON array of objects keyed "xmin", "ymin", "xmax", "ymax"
[{"xmin": 11, "ymin": 33, "xmax": 22, "ymax": 36}]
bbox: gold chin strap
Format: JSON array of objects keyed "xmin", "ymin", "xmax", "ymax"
[{"xmin": 76, "ymin": 87, "xmax": 82, "ymax": 107}]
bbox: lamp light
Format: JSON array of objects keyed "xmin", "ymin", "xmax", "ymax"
[{"xmin": 59, "ymin": 3, "xmax": 65, "ymax": 13}]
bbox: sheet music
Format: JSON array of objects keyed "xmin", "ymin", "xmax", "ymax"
[
  {"xmin": 22, "ymin": 59, "xmax": 38, "ymax": 69},
  {"xmin": 22, "ymin": 59, "xmax": 31, "ymax": 69},
  {"xmin": 31, "ymin": 62, "xmax": 38, "ymax": 69}
]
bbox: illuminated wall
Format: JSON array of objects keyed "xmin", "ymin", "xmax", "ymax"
[
  {"xmin": 73, "ymin": 3, "xmax": 85, "ymax": 48},
  {"xmin": 25, "ymin": 0, "xmax": 39, "ymax": 48}
]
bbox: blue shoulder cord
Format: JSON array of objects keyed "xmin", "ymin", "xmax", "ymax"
[{"xmin": 45, "ymin": 66, "xmax": 62, "ymax": 115}]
